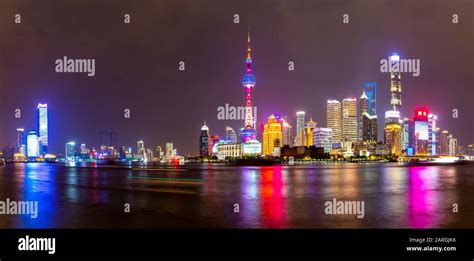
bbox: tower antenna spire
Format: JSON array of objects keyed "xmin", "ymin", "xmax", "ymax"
[
  {"xmin": 247, "ymin": 28, "xmax": 252, "ymax": 62},
  {"xmin": 241, "ymin": 27, "xmax": 257, "ymax": 142},
  {"xmin": 247, "ymin": 26, "xmax": 251, "ymax": 44}
]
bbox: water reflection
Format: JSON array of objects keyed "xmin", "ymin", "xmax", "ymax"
[
  {"xmin": 320, "ymin": 165, "xmax": 361, "ymax": 199},
  {"xmin": 259, "ymin": 166, "xmax": 287, "ymax": 228},
  {"xmin": 0, "ymin": 162, "xmax": 469, "ymax": 228},
  {"xmin": 66, "ymin": 167, "xmax": 79, "ymax": 203},
  {"xmin": 19, "ymin": 163, "xmax": 57, "ymax": 228},
  {"xmin": 240, "ymin": 168, "xmax": 260, "ymax": 227},
  {"xmin": 407, "ymin": 166, "xmax": 441, "ymax": 228}
]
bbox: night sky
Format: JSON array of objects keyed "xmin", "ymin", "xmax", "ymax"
[{"xmin": 0, "ymin": 0, "xmax": 472, "ymax": 155}]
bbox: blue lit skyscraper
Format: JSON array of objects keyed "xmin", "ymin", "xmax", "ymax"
[
  {"xmin": 360, "ymin": 83, "xmax": 378, "ymax": 142},
  {"xmin": 16, "ymin": 128, "xmax": 25, "ymax": 153},
  {"xmin": 27, "ymin": 131, "xmax": 40, "ymax": 158},
  {"xmin": 363, "ymin": 82, "xmax": 377, "ymax": 115},
  {"xmin": 37, "ymin": 103, "xmax": 48, "ymax": 155},
  {"xmin": 65, "ymin": 141, "xmax": 76, "ymax": 159}
]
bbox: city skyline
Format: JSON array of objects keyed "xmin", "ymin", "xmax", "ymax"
[
  {"xmin": 1, "ymin": 3, "xmax": 474, "ymax": 258},
  {"xmin": 7, "ymin": 45, "xmax": 462, "ymax": 159},
  {"xmin": 0, "ymin": 0, "xmax": 472, "ymax": 155},
  {"xmin": 1, "ymin": 48, "xmax": 471, "ymax": 157}
]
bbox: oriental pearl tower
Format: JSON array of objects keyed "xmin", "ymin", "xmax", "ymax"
[{"xmin": 241, "ymin": 31, "xmax": 257, "ymax": 143}]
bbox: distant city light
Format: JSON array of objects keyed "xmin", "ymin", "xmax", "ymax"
[
  {"xmin": 434, "ymin": 157, "xmax": 459, "ymax": 163},
  {"xmin": 343, "ymin": 97, "xmax": 357, "ymax": 101},
  {"xmin": 390, "ymin": 53, "xmax": 400, "ymax": 61}
]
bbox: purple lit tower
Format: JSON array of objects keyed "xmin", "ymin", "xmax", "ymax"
[{"xmin": 241, "ymin": 32, "xmax": 257, "ymax": 142}]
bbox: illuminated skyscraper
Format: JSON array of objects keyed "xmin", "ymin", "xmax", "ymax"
[
  {"xmin": 305, "ymin": 117, "xmax": 317, "ymax": 147},
  {"xmin": 358, "ymin": 92, "xmax": 368, "ymax": 141},
  {"xmin": 440, "ymin": 130, "xmax": 450, "ymax": 155},
  {"xmin": 80, "ymin": 143, "xmax": 87, "ymax": 154},
  {"xmin": 16, "ymin": 128, "xmax": 25, "ymax": 154},
  {"xmin": 384, "ymin": 54, "xmax": 402, "ymax": 156},
  {"xmin": 156, "ymin": 146, "xmax": 163, "ymax": 159},
  {"xmin": 414, "ymin": 108, "xmax": 429, "ymax": 155},
  {"xmin": 359, "ymin": 84, "xmax": 378, "ymax": 143},
  {"xmin": 241, "ymin": 32, "xmax": 257, "ymax": 142},
  {"xmin": 384, "ymin": 122, "xmax": 402, "ymax": 156},
  {"xmin": 225, "ymin": 126, "xmax": 238, "ymax": 144},
  {"xmin": 384, "ymin": 110, "xmax": 402, "ymax": 155},
  {"xmin": 146, "ymin": 149, "xmax": 153, "ymax": 161},
  {"xmin": 37, "ymin": 103, "xmax": 48, "ymax": 155},
  {"xmin": 434, "ymin": 127, "xmax": 441, "ymax": 155},
  {"xmin": 402, "ymin": 117, "xmax": 414, "ymax": 154},
  {"xmin": 65, "ymin": 141, "xmax": 76, "ymax": 159},
  {"xmin": 262, "ymin": 114, "xmax": 282, "ymax": 156},
  {"xmin": 449, "ymin": 135, "xmax": 457, "ymax": 156},
  {"xmin": 26, "ymin": 131, "xmax": 39, "ymax": 158},
  {"xmin": 342, "ymin": 98, "xmax": 358, "ymax": 142},
  {"xmin": 166, "ymin": 142, "xmax": 174, "ymax": 159},
  {"xmin": 294, "ymin": 111, "xmax": 306, "ymax": 146},
  {"xmin": 313, "ymin": 128, "xmax": 333, "ymax": 153},
  {"xmin": 327, "ymin": 100, "xmax": 342, "ymax": 144},
  {"xmin": 361, "ymin": 113, "xmax": 378, "ymax": 142},
  {"xmin": 428, "ymin": 114, "xmax": 439, "ymax": 156},
  {"xmin": 468, "ymin": 144, "xmax": 474, "ymax": 158},
  {"xmin": 137, "ymin": 140, "xmax": 145, "ymax": 156},
  {"xmin": 389, "ymin": 53, "xmax": 402, "ymax": 111},
  {"xmin": 281, "ymin": 117, "xmax": 293, "ymax": 146},
  {"xmin": 199, "ymin": 122, "xmax": 211, "ymax": 156},
  {"xmin": 364, "ymin": 82, "xmax": 377, "ymax": 115}
]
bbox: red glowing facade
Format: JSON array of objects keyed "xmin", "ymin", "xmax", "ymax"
[{"xmin": 414, "ymin": 108, "xmax": 429, "ymax": 154}]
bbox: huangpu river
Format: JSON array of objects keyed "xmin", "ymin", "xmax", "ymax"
[{"xmin": 0, "ymin": 162, "xmax": 473, "ymax": 228}]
